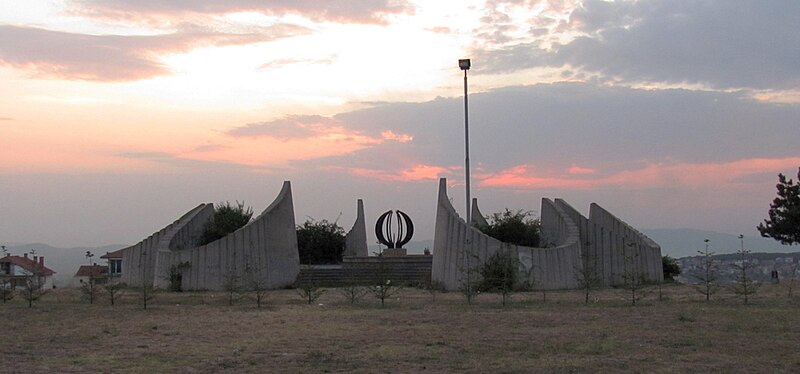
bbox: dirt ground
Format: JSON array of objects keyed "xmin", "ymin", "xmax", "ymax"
[{"xmin": 2, "ymin": 283, "xmax": 799, "ymax": 373}]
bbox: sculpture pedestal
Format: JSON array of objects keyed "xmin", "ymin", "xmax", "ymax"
[{"xmin": 382, "ymin": 248, "xmax": 407, "ymax": 257}]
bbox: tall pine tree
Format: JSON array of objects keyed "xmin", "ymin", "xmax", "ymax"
[{"xmin": 758, "ymin": 168, "xmax": 800, "ymax": 245}]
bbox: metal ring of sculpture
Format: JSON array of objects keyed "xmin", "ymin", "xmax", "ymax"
[{"xmin": 375, "ymin": 210, "xmax": 414, "ymax": 249}]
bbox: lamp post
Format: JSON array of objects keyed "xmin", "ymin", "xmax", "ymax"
[{"xmin": 459, "ymin": 58, "xmax": 471, "ymax": 224}]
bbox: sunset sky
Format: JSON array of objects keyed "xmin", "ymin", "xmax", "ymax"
[{"xmin": 1, "ymin": 0, "xmax": 799, "ymax": 248}]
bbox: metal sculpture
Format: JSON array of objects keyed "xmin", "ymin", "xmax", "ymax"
[{"xmin": 375, "ymin": 210, "xmax": 414, "ymax": 249}]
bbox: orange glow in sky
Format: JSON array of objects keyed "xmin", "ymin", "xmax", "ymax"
[{"xmin": 1, "ymin": 0, "xmax": 799, "ymax": 247}]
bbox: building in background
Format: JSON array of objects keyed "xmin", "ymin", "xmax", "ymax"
[{"xmin": 0, "ymin": 253, "xmax": 56, "ymax": 289}]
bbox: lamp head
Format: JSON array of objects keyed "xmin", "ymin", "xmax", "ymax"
[{"xmin": 458, "ymin": 59, "xmax": 471, "ymax": 70}]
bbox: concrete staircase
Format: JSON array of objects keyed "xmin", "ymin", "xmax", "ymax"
[{"xmin": 297, "ymin": 255, "xmax": 433, "ymax": 287}]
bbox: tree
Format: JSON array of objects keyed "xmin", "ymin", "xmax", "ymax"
[
  {"xmin": 0, "ymin": 279, "xmax": 14, "ymax": 304},
  {"xmin": 138, "ymin": 250, "xmax": 153, "ymax": 310},
  {"xmin": 368, "ymin": 256, "xmax": 402, "ymax": 307},
  {"xmin": 758, "ymin": 168, "xmax": 800, "ymax": 245},
  {"xmin": 79, "ymin": 268, "xmax": 101, "ymax": 304},
  {"xmin": 198, "ymin": 201, "xmax": 254, "ymax": 246},
  {"xmin": 477, "ymin": 209, "xmax": 541, "ymax": 247},
  {"xmin": 339, "ymin": 266, "xmax": 367, "ymax": 304},
  {"xmin": 20, "ymin": 273, "xmax": 47, "ymax": 308},
  {"xmin": 79, "ymin": 251, "xmax": 100, "ymax": 304},
  {"xmin": 140, "ymin": 281, "xmax": 154, "ymax": 310},
  {"xmin": 731, "ymin": 234, "xmax": 759, "ymax": 304},
  {"xmin": 459, "ymin": 250, "xmax": 481, "ymax": 304},
  {"xmin": 103, "ymin": 278, "xmax": 125, "ymax": 306},
  {"xmin": 222, "ymin": 270, "xmax": 242, "ymax": 306},
  {"xmin": 295, "ymin": 278, "xmax": 326, "ymax": 305},
  {"xmin": 694, "ymin": 239, "xmax": 718, "ymax": 301},
  {"xmin": 575, "ymin": 242, "xmax": 602, "ymax": 304},
  {"xmin": 244, "ymin": 265, "xmax": 269, "ymax": 309},
  {"xmin": 422, "ymin": 276, "xmax": 446, "ymax": 303},
  {"xmin": 296, "ymin": 219, "xmax": 346, "ymax": 265},
  {"xmin": 166, "ymin": 262, "xmax": 191, "ymax": 292},
  {"xmin": 479, "ymin": 248, "xmax": 519, "ymax": 306},
  {"xmin": 620, "ymin": 242, "xmax": 648, "ymax": 306},
  {"xmin": 784, "ymin": 263, "xmax": 799, "ymax": 298},
  {"xmin": 662, "ymin": 255, "xmax": 681, "ymax": 281}
]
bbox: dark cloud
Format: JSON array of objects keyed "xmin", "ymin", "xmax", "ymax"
[
  {"xmin": 116, "ymin": 151, "xmax": 257, "ymax": 171},
  {"xmin": 0, "ymin": 117, "xmax": 12, "ymax": 121},
  {"xmin": 226, "ymin": 115, "xmax": 339, "ymax": 140},
  {"xmin": 476, "ymin": 0, "xmax": 800, "ymax": 90},
  {"xmin": 0, "ymin": 25, "xmax": 308, "ymax": 81},
  {"xmin": 69, "ymin": 0, "xmax": 413, "ymax": 25},
  {"xmin": 303, "ymin": 82, "xmax": 800, "ymax": 175}
]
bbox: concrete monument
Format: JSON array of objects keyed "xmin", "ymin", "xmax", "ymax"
[
  {"xmin": 431, "ymin": 178, "xmax": 662, "ymax": 291},
  {"xmin": 118, "ymin": 181, "xmax": 299, "ymax": 290},
  {"xmin": 343, "ymin": 199, "xmax": 368, "ymax": 257}
]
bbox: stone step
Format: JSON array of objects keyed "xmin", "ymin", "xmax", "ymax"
[{"xmin": 296, "ymin": 257, "xmax": 432, "ymax": 287}]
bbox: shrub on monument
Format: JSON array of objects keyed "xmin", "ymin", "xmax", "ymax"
[
  {"xmin": 198, "ymin": 201, "xmax": 254, "ymax": 246},
  {"xmin": 478, "ymin": 209, "xmax": 541, "ymax": 247},
  {"xmin": 296, "ymin": 219, "xmax": 345, "ymax": 264}
]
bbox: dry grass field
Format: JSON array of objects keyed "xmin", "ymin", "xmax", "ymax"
[{"xmin": 2, "ymin": 283, "xmax": 799, "ymax": 373}]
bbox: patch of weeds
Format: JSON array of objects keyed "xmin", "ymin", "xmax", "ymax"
[
  {"xmin": 216, "ymin": 357, "xmax": 242, "ymax": 370},
  {"xmin": 305, "ymin": 350, "xmax": 340, "ymax": 368},
  {"xmin": 677, "ymin": 310, "xmax": 694, "ymax": 322},
  {"xmin": 575, "ymin": 336, "xmax": 618, "ymax": 355},
  {"xmin": 666, "ymin": 338, "xmax": 698, "ymax": 350}
]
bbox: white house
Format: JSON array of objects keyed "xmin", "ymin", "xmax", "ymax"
[{"xmin": 0, "ymin": 253, "xmax": 56, "ymax": 289}]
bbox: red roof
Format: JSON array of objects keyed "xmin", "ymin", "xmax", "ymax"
[
  {"xmin": 0, "ymin": 255, "xmax": 56, "ymax": 276},
  {"xmin": 75, "ymin": 264, "xmax": 108, "ymax": 277},
  {"xmin": 100, "ymin": 248, "xmax": 124, "ymax": 260}
]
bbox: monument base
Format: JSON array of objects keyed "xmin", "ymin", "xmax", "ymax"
[{"xmin": 382, "ymin": 248, "xmax": 407, "ymax": 257}]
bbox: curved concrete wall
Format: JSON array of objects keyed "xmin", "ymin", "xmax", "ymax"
[
  {"xmin": 432, "ymin": 178, "xmax": 581, "ymax": 290},
  {"xmin": 432, "ymin": 178, "xmax": 662, "ymax": 290},
  {"xmin": 343, "ymin": 199, "xmax": 368, "ymax": 257},
  {"xmin": 518, "ymin": 198, "xmax": 582, "ymax": 290},
  {"xmin": 552, "ymin": 199, "xmax": 662, "ymax": 285},
  {"xmin": 120, "ymin": 181, "xmax": 299, "ymax": 290},
  {"xmin": 120, "ymin": 204, "xmax": 212, "ymax": 287},
  {"xmin": 588, "ymin": 203, "xmax": 662, "ymax": 284}
]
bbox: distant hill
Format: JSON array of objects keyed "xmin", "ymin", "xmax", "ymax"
[
  {"xmin": 4, "ymin": 243, "xmax": 128, "ymax": 287},
  {"xmin": 642, "ymin": 229, "xmax": 797, "ymax": 258}
]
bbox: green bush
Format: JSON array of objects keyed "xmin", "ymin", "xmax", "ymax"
[
  {"xmin": 662, "ymin": 255, "xmax": 681, "ymax": 281},
  {"xmin": 478, "ymin": 209, "xmax": 541, "ymax": 247},
  {"xmin": 479, "ymin": 251, "xmax": 519, "ymax": 292},
  {"xmin": 296, "ymin": 219, "xmax": 345, "ymax": 264},
  {"xmin": 198, "ymin": 201, "xmax": 254, "ymax": 246}
]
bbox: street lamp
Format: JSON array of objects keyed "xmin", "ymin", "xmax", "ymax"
[{"xmin": 459, "ymin": 58, "xmax": 471, "ymax": 224}]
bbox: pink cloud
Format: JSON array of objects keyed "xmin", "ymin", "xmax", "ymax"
[
  {"xmin": 347, "ymin": 164, "xmax": 452, "ymax": 182},
  {"xmin": 69, "ymin": 0, "xmax": 414, "ymax": 25},
  {"xmin": 227, "ymin": 115, "xmax": 413, "ymax": 146},
  {"xmin": 227, "ymin": 115, "xmax": 339, "ymax": 140},
  {"xmin": 566, "ymin": 165, "xmax": 596, "ymax": 175},
  {"xmin": 479, "ymin": 157, "xmax": 800, "ymax": 190},
  {"xmin": 480, "ymin": 165, "xmax": 595, "ymax": 189},
  {"xmin": 380, "ymin": 130, "xmax": 413, "ymax": 143},
  {"xmin": 0, "ymin": 25, "xmax": 307, "ymax": 81}
]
